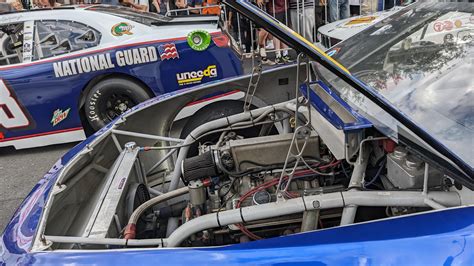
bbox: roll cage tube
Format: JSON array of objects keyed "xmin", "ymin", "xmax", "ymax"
[{"xmin": 224, "ymin": 0, "xmax": 472, "ymax": 186}]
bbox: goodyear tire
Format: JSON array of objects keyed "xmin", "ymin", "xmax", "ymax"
[{"xmin": 84, "ymin": 78, "xmax": 151, "ymax": 131}]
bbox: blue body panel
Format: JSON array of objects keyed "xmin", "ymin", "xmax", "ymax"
[
  {"xmin": 0, "ymin": 37, "xmax": 242, "ymax": 141},
  {"xmin": 301, "ymin": 81, "xmax": 372, "ymax": 132}
]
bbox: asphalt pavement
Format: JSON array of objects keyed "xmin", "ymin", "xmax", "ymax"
[{"xmin": 0, "ymin": 143, "xmax": 76, "ymax": 233}]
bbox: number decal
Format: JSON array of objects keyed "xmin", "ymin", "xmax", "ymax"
[{"xmin": 0, "ymin": 79, "xmax": 29, "ymax": 129}]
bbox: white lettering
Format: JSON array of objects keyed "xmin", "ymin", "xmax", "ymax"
[
  {"xmin": 106, "ymin": 53, "xmax": 115, "ymax": 68},
  {"xmin": 98, "ymin": 54, "xmax": 109, "ymax": 70},
  {"xmin": 139, "ymin": 47, "xmax": 149, "ymax": 63},
  {"xmin": 81, "ymin": 58, "xmax": 91, "ymax": 72},
  {"xmin": 148, "ymin": 46, "xmax": 158, "ymax": 62},
  {"xmin": 62, "ymin": 62, "xmax": 73, "ymax": 76},
  {"xmin": 116, "ymin": 51, "xmax": 125, "ymax": 66},
  {"xmin": 89, "ymin": 56, "xmax": 100, "ymax": 72},
  {"xmin": 132, "ymin": 49, "xmax": 142, "ymax": 64},
  {"xmin": 53, "ymin": 62, "xmax": 64, "ymax": 77},
  {"xmin": 0, "ymin": 80, "xmax": 29, "ymax": 129}
]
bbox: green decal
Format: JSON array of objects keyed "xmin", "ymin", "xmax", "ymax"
[
  {"xmin": 187, "ymin": 30, "xmax": 211, "ymax": 51},
  {"xmin": 112, "ymin": 22, "xmax": 134, "ymax": 37}
]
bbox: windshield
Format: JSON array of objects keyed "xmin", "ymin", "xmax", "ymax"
[
  {"xmin": 89, "ymin": 6, "xmax": 171, "ymax": 26},
  {"xmin": 317, "ymin": 0, "xmax": 474, "ymax": 167}
]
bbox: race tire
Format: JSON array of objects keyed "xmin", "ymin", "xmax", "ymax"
[{"xmin": 84, "ymin": 78, "xmax": 151, "ymax": 131}]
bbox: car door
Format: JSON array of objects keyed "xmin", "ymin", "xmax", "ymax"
[
  {"xmin": 0, "ymin": 20, "xmax": 35, "ymax": 141},
  {"xmin": 0, "ymin": 19, "xmax": 102, "ymax": 148}
]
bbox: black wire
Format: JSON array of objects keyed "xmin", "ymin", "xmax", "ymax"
[{"xmin": 216, "ymin": 178, "xmax": 238, "ymax": 213}]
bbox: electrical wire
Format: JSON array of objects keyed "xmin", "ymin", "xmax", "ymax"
[
  {"xmin": 234, "ymin": 160, "xmax": 341, "ymax": 240},
  {"xmin": 364, "ymin": 158, "xmax": 386, "ymax": 188}
]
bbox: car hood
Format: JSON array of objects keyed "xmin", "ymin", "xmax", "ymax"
[{"xmin": 318, "ymin": 7, "xmax": 404, "ymax": 41}]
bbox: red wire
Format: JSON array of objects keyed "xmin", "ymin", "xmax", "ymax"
[{"xmin": 234, "ymin": 160, "xmax": 341, "ymax": 240}]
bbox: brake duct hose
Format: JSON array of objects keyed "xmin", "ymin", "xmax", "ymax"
[{"xmin": 124, "ymin": 186, "xmax": 190, "ymax": 239}]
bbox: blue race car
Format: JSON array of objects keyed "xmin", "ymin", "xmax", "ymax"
[
  {"xmin": 0, "ymin": 5, "xmax": 242, "ymax": 149},
  {"xmin": 1, "ymin": 0, "xmax": 473, "ymax": 265}
]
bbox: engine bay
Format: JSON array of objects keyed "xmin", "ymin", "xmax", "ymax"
[
  {"xmin": 38, "ymin": 79, "xmax": 473, "ymax": 251},
  {"xmin": 38, "ymin": 78, "xmax": 473, "ymax": 249}
]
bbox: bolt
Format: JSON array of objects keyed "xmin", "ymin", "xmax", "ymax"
[{"xmin": 312, "ymin": 200, "xmax": 320, "ymax": 209}]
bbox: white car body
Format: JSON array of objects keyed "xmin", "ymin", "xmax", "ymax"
[{"xmin": 317, "ymin": 6, "xmax": 405, "ymax": 50}]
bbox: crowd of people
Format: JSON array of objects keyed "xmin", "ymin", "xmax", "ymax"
[{"xmin": 0, "ymin": 0, "xmax": 223, "ymax": 14}]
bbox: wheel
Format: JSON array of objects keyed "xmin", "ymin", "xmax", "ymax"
[{"xmin": 84, "ymin": 77, "xmax": 151, "ymax": 131}]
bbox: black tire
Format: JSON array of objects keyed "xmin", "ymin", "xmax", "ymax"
[{"xmin": 84, "ymin": 78, "xmax": 151, "ymax": 131}]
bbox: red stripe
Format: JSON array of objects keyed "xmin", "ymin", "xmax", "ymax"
[
  {"xmin": 186, "ymin": 90, "xmax": 240, "ymax": 107},
  {"xmin": 0, "ymin": 127, "xmax": 83, "ymax": 142},
  {"xmin": 0, "ymin": 32, "xmax": 221, "ymax": 71}
]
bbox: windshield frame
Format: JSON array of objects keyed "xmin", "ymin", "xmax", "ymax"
[{"xmin": 224, "ymin": 0, "xmax": 472, "ymax": 185}]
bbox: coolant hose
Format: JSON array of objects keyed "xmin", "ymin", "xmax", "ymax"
[{"xmin": 124, "ymin": 186, "xmax": 190, "ymax": 239}]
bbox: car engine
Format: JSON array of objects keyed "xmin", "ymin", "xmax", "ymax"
[{"xmin": 39, "ymin": 83, "xmax": 472, "ymax": 251}]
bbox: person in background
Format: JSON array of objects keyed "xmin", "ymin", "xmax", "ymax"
[
  {"xmin": 7, "ymin": 0, "xmax": 23, "ymax": 10},
  {"xmin": 289, "ymin": 0, "xmax": 316, "ymax": 42},
  {"xmin": 150, "ymin": 0, "xmax": 168, "ymax": 15},
  {"xmin": 227, "ymin": 8, "xmax": 253, "ymax": 55},
  {"xmin": 187, "ymin": 0, "xmax": 202, "ymax": 14},
  {"xmin": 33, "ymin": 0, "xmax": 60, "ymax": 7},
  {"xmin": 202, "ymin": 0, "xmax": 219, "ymax": 15},
  {"xmin": 261, "ymin": 0, "xmax": 291, "ymax": 64},
  {"xmin": 258, "ymin": 28, "xmax": 276, "ymax": 65},
  {"xmin": 329, "ymin": 0, "xmax": 350, "ymax": 22},
  {"xmin": 135, "ymin": 0, "xmax": 149, "ymax": 10},
  {"xmin": 100, "ymin": 0, "xmax": 120, "ymax": 5},
  {"xmin": 0, "ymin": 1, "xmax": 15, "ymax": 13},
  {"xmin": 118, "ymin": 0, "xmax": 147, "ymax": 10},
  {"xmin": 172, "ymin": 0, "xmax": 189, "ymax": 15}
]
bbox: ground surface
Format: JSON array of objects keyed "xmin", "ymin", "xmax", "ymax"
[{"xmin": 0, "ymin": 143, "xmax": 76, "ymax": 233}]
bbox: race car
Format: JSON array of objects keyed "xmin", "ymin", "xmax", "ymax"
[
  {"xmin": 316, "ymin": 5, "xmax": 407, "ymax": 50},
  {"xmin": 0, "ymin": 5, "xmax": 243, "ymax": 149},
  {"xmin": 2, "ymin": 0, "xmax": 473, "ymax": 265}
]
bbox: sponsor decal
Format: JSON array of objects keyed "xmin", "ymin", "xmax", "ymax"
[
  {"xmin": 53, "ymin": 46, "xmax": 158, "ymax": 78},
  {"xmin": 23, "ymin": 43, "xmax": 32, "ymax": 54},
  {"xmin": 187, "ymin": 30, "xmax": 211, "ymax": 51},
  {"xmin": 23, "ymin": 21, "xmax": 34, "ymax": 62},
  {"xmin": 444, "ymin": 33, "xmax": 455, "ymax": 44},
  {"xmin": 51, "ymin": 108, "xmax": 70, "ymax": 126},
  {"xmin": 176, "ymin": 65, "xmax": 217, "ymax": 86},
  {"xmin": 111, "ymin": 22, "xmax": 134, "ymax": 36},
  {"xmin": 118, "ymin": 178, "xmax": 126, "ymax": 189},
  {"xmin": 158, "ymin": 43, "xmax": 179, "ymax": 60},
  {"xmin": 88, "ymin": 90, "xmax": 101, "ymax": 122},
  {"xmin": 345, "ymin": 16, "xmax": 377, "ymax": 26},
  {"xmin": 434, "ymin": 20, "xmax": 462, "ymax": 32}
]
